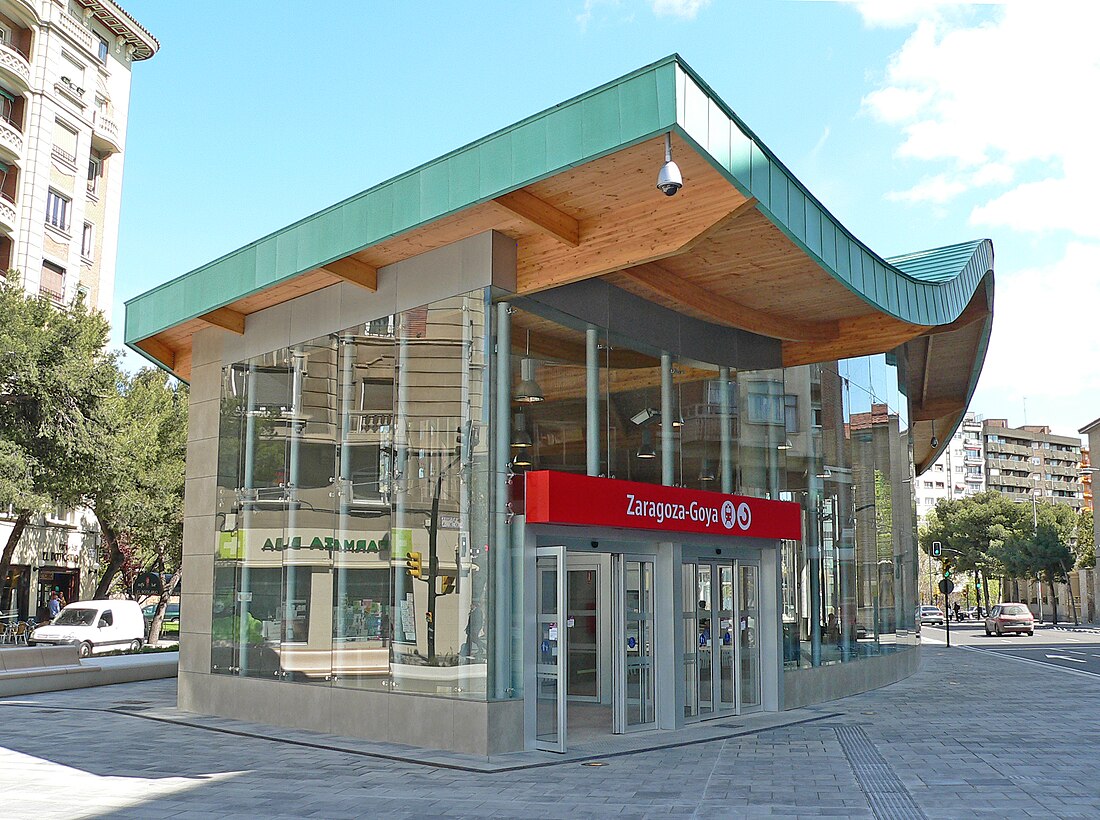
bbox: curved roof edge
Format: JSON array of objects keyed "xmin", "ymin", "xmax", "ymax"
[
  {"xmin": 910, "ymin": 247, "xmax": 995, "ymax": 476},
  {"xmin": 672, "ymin": 62, "xmax": 988, "ymax": 329},
  {"xmin": 125, "ymin": 54, "xmax": 993, "ymax": 351}
]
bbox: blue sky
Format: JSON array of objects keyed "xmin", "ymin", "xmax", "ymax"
[{"xmin": 114, "ymin": 1, "xmax": 1098, "ymax": 439}]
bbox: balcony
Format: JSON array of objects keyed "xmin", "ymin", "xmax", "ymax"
[
  {"xmin": 0, "ymin": 191, "xmax": 16, "ymax": 237},
  {"xmin": 92, "ymin": 112, "xmax": 121, "ymax": 155},
  {"xmin": 0, "ymin": 41, "xmax": 31, "ymax": 92},
  {"xmin": 0, "ymin": 113, "xmax": 23, "ymax": 162}
]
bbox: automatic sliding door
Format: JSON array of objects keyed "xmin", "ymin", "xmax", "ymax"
[
  {"xmin": 696, "ymin": 565, "xmax": 713, "ymax": 716},
  {"xmin": 681, "ymin": 563, "xmax": 698, "ymax": 719},
  {"xmin": 536, "ymin": 547, "xmax": 566, "ymax": 752},
  {"xmin": 614, "ymin": 555, "xmax": 656, "ymax": 733},
  {"xmin": 738, "ymin": 562, "xmax": 761, "ymax": 711},
  {"xmin": 718, "ymin": 564, "xmax": 736, "ymax": 712}
]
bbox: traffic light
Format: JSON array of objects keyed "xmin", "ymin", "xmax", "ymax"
[
  {"xmin": 405, "ymin": 551, "xmax": 423, "ymax": 579},
  {"xmin": 942, "ymin": 558, "xmax": 952, "ymax": 579},
  {"xmin": 931, "ymin": 541, "xmax": 942, "ymax": 558},
  {"xmin": 440, "ymin": 576, "xmax": 456, "ymax": 595}
]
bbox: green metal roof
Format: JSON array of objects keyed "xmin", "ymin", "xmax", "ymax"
[{"xmin": 125, "ymin": 55, "xmax": 994, "ymax": 349}]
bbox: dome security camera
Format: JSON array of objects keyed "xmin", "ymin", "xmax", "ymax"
[{"xmin": 656, "ymin": 133, "xmax": 683, "ymax": 196}]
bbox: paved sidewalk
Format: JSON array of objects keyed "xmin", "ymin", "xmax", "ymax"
[{"xmin": 2, "ymin": 645, "xmax": 1099, "ymax": 818}]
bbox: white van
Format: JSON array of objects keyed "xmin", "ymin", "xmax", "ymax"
[{"xmin": 30, "ymin": 600, "xmax": 145, "ymax": 657}]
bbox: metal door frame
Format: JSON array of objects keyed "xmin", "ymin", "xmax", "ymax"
[
  {"xmin": 566, "ymin": 557, "xmax": 602, "ymax": 704},
  {"xmin": 535, "ymin": 546, "xmax": 567, "ymax": 752},
  {"xmin": 684, "ymin": 557, "xmax": 740, "ymax": 720},
  {"xmin": 736, "ymin": 558, "xmax": 763, "ymax": 714},
  {"xmin": 612, "ymin": 553, "xmax": 657, "ymax": 734}
]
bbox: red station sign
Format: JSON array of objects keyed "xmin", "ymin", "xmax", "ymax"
[{"xmin": 524, "ymin": 471, "xmax": 802, "ymax": 541}]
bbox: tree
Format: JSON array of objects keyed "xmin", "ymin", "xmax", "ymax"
[
  {"xmin": 1075, "ymin": 508, "xmax": 1094, "ymax": 570},
  {"xmin": 994, "ymin": 521, "xmax": 1074, "ymax": 624},
  {"xmin": 0, "ymin": 279, "xmax": 115, "ymax": 595},
  {"xmin": 920, "ymin": 492, "xmax": 1030, "ymax": 614},
  {"xmin": 87, "ymin": 368, "xmax": 187, "ymax": 642}
]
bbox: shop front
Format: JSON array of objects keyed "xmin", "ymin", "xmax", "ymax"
[{"xmin": 125, "ymin": 56, "xmax": 995, "ymax": 755}]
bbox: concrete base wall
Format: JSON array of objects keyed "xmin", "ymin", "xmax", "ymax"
[
  {"xmin": 0, "ymin": 648, "xmax": 178, "ymax": 698},
  {"xmin": 781, "ymin": 647, "xmax": 920, "ymax": 710},
  {"xmin": 178, "ymin": 670, "xmax": 524, "ymax": 756}
]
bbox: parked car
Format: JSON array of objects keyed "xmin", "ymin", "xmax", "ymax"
[
  {"xmin": 961, "ymin": 607, "xmax": 981, "ymax": 620},
  {"xmin": 29, "ymin": 600, "xmax": 145, "ymax": 657},
  {"xmin": 985, "ymin": 603, "xmax": 1034, "ymax": 636},
  {"xmin": 917, "ymin": 605, "xmax": 945, "ymax": 626},
  {"xmin": 142, "ymin": 602, "xmax": 180, "ymax": 635}
]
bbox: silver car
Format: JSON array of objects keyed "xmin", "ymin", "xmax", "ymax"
[{"xmin": 917, "ymin": 605, "xmax": 945, "ymax": 626}]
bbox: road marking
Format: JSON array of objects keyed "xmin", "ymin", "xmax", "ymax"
[
  {"xmin": 1045, "ymin": 654, "xmax": 1086, "ymax": 663},
  {"xmin": 1066, "ymin": 638, "xmax": 1081, "ymax": 643},
  {"xmin": 960, "ymin": 646, "xmax": 1100, "ymax": 680}
]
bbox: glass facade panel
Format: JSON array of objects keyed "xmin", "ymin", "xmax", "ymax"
[
  {"xmin": 210, "ymin": 282, "xmax": 919, "ymax": 711},
  {"xmin": 213, "ymin": 290, "xmax": 493, "ymax": 700}
]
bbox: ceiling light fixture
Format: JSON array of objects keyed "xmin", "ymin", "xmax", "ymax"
[
  {"xmin": 515, "ymin": 330, "xmax": 544, "ymax": 404},
  {"xmin": 512, "ymin": 413, "xmax": 532, "ymax": 449},
  {"xmin": 637, "ymin": 427, "xmax": 656, "ymax": 459}
]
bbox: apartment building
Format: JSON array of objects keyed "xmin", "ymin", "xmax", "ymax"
[
  {"xmin": 984, "ymin": 419, "xmax": 1084, "ymax": 511},
  {"xmin": 915, "ymin": 412, "xmax": 985, "ymax": 521},
  {"xmin": 0, "ymin": 0, "xmax": 156, "ymax": 317},
  {"xmin": 0, "ymin": 0, "xmax": 156, "ymax": 622}
]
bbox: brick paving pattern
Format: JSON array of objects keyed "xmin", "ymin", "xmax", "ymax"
[{"xmin": 2, "ymin": 646, "xmax": 1099, "ymax": 818}]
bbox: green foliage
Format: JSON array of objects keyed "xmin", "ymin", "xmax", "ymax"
[
  {"xmin": 89, "ymin": 367, "xmax": 188, "ymax": 593},
  {"xmin": 1076, "ymin": 508, "xmax": 1094, "ymax": 569},
  {"xmin": 996, "ymin": 522, "xmax": 1074, "ymax": 585},
  {"xmin": 919, "ymin": 491, "xmax": 1031, "ymax": 576},
  {"xmin": 0, "ymin": 278, "xmax": 115, "ymax": 510}
]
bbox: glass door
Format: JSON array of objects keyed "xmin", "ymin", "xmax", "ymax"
[
  {"xmin": 613, "ymin": 555, "xmax": 656, "ymax": 733},
  {"xmin": 684, "ymin": 559, "xmax": 738, "ymax": 719},
  {"xmin": 567, "ymin": 566, "xmax": 599, "ymax": 702},
  {"xmin": 536, "ymin": 546, "xmax": 566, "ymax": 752},
  {"xmin": 717, "ymin": 564, "xmax": 736, "ymax": 712},
  {"xmin": 738, "ymin": 561, "xmax": 761, "ymax": 711}
]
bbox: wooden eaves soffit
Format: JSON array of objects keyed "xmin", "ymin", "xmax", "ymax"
[{"xmin": 126, "ymin": 55, "xmax": 994, "ymax": 420}]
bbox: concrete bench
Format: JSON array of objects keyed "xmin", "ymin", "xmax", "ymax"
[{"xmin": 0, "ymin": 645, "xmax": 101, "ymax": 697}]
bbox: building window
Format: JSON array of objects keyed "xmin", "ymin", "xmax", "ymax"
[
  {"xmin": 97, "ymin": 37, "xmax": 108, "ymax": 64},
  {"xmin": 52, "ymin": 120, "xmax": 78, "ymax": 166},
  {"xmin": 784, "ymin": 394, "xmax": 799, "ymax": 434},
  {"xmin": 46, "ymin": 189, "xmax": 70, "ymax": 232},
  {"xmin": 39, "ymin": 260, "xmax": 65, "ymax": 303},
  {"xmin": 87, "ymin": 154, "xmax": 102, "ymax": 195},
  {"xmin": 81, "ymin": 221, "xmax": 94, "ymax": 260}
]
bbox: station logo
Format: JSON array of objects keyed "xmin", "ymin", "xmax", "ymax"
[{"xmin": 721, "ymin": 500, "xmax": 752, "ymax": 532}]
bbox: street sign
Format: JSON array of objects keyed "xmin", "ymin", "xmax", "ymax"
[{"xmin": 938, "ymin": 578, "xmax": 955, "ymax": 595}]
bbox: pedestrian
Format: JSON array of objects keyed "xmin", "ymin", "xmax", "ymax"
[
  {"xmin": 953, "ymin": 601, "xmax": 961, "ymax": 622},
  {"xmin": 47, "ymin": 591, "xmax": 62, "ymax": 620}
]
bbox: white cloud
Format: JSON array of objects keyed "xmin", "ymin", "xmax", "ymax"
[
  {"xmin": 969, "ymin": 242, "xmax": 1100, "ymax": 436},
  {"xmin": 860, "ymin": 2, "xmax": 1100, "ymax": 238},
  {"xmin": 886, "ymin": 173, "xmax": 966, "ymax": 204},
  {"xmin": 651, "ymin": 0, "xmax": 711, "ymax": 19}
]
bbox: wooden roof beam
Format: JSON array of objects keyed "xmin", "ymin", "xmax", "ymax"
[
  {"xmin": 199, "ymin": 306, "xmax": 245, "ymax": 335},
  {"xmin": 321, "ymin": 257, "xmax": 378, "ymax": 290},
  {"xmin": 136, "ymin": 336, "xmax": 176, "ymax": 370},
  {"xmin": 782, "ymin": 313, "xmax": 931, "ymax": 367},
  {"xmin": 493, "ymin": 189, "xmax": 580, "ymax": 246},
  {"xmin": 622, "ymin": 262, "xmax": 839, "ymax": 342},
  {"xmin": 911, "ymin": 397, "xmax": 964, "ymax": 421}
]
